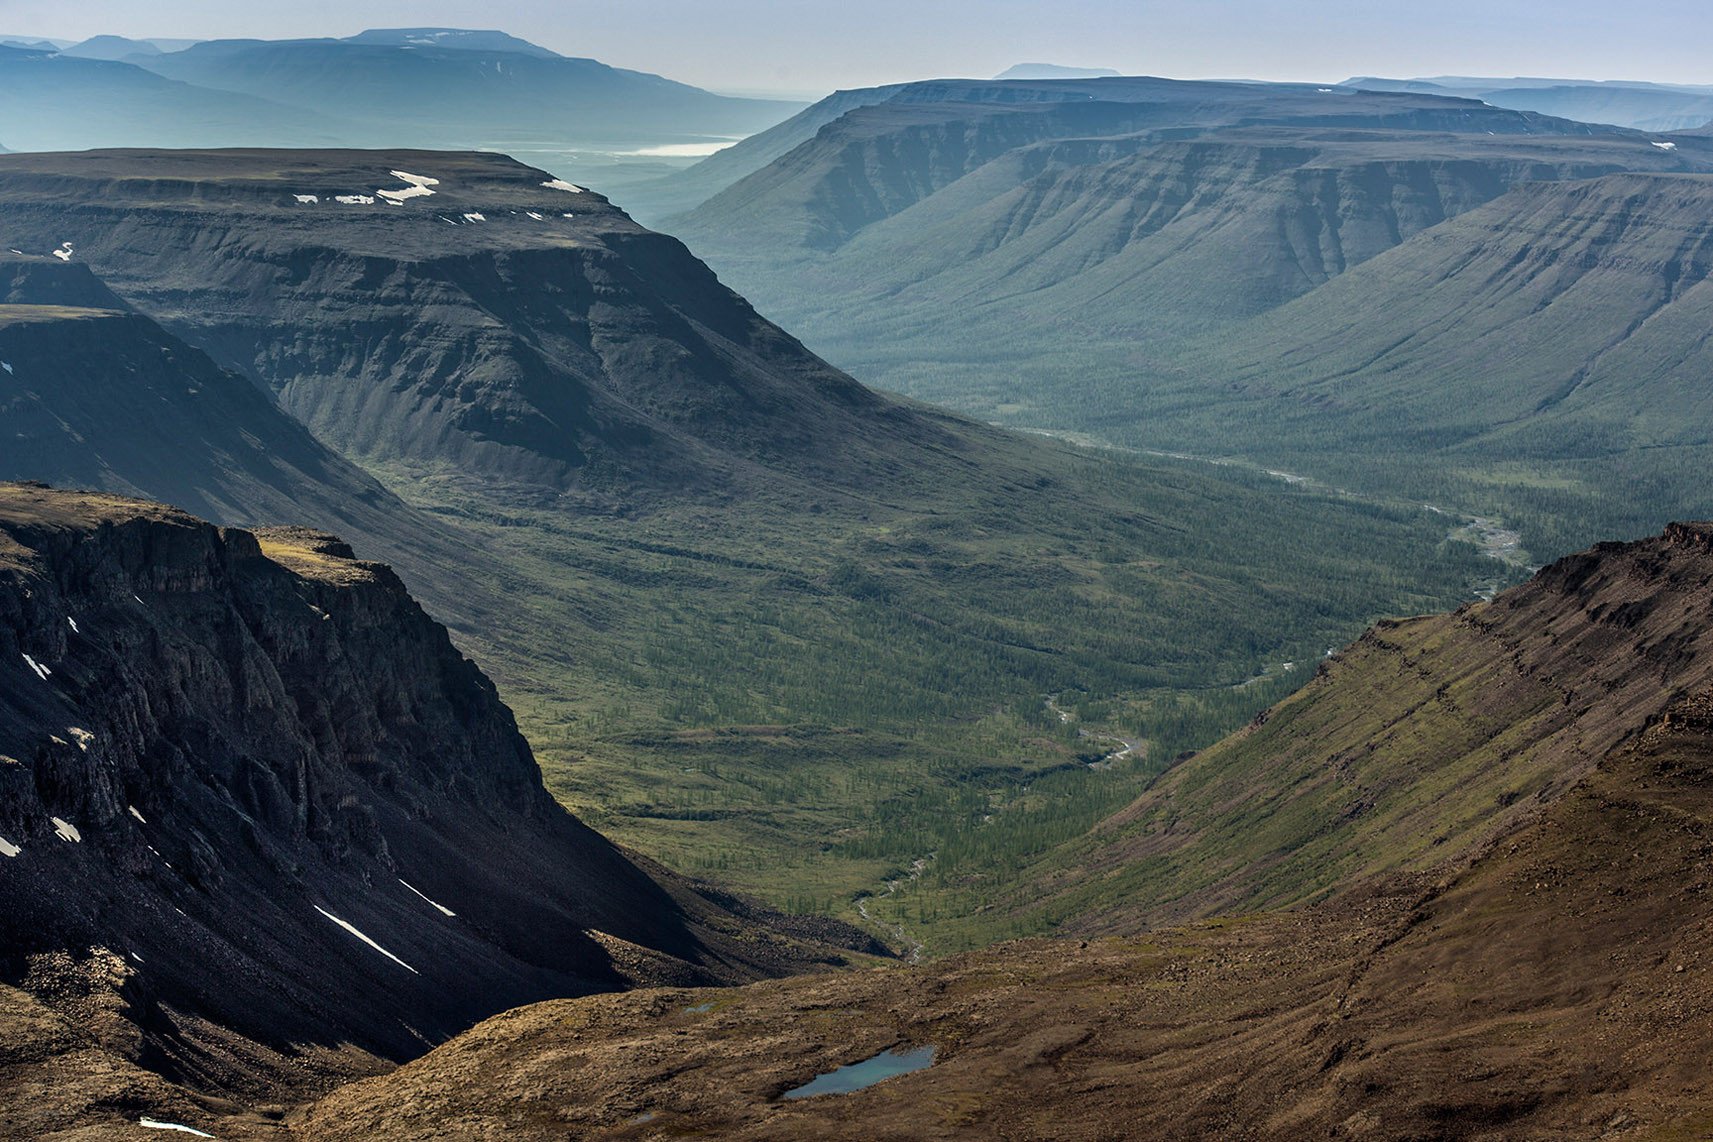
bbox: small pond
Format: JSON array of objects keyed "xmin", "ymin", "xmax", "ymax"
[{"xmin": 781, "ymin": 1045, "xmax": 937, "ymax": 1100}]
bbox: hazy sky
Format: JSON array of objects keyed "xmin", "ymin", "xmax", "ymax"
[{"xmin": 1, "ymin": 0, "xmax": 1708, "ymax": 95}]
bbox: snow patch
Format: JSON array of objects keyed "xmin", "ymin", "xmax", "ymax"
[
  {"xmin": 335, "ymin": 194, "xmax": 377, "ymax": 205},
  {"xmin": 51, "ymin": 817, "xmax": 80, "ymax": 843},
  {"xmin": 562, "ymin": 213, "xmax": 575, "ymax": 219},
  {"xmin": 129, "ymin": 805, "xmax": 147, "ymax": 824},
  {"xmin": 133, "ymin": 594, "xmax": 146, "ymax": 606},
  {"xmin": 314, "ymin": 905, "xmax": 419, "ymax": 974},
  {"xmin": 399, "ymin": 878, "xmax": 456, "ymax": 917},
  {"xmin": 130, "ymin": 951, "xmax": 144, "ymax": 963},
  {"xmin": 461, "ymin": 212, "xmax": 486, "ymax": 223},
  {"xmin": 293, "ymin": 194, "xmax": 319, "ymax": 204},
  {"xmin": 541, "ymin": 179, "xmax": 583, "ymax": 193},
  {"xmin": 1654, "ymin": 141, "xmax": 1679, "ymax": 151},
  {"xmin": 526, "ymin": 211, "xmax": 544, "ymax": 221},
  {"xmin": 1, "ymin": 362, "xmax": 11, "ymax": 375},
  {"xmin": 66, "ymin": 616, "xmax": 78, "ymax": 633},
  {"xmin": 0, "ymin": 836, "xmax": 19, "ymax": 858},
  {"xmin": 377, "ymin": 171, "xmax": 440, "ymax": 204},
  {"xmin": 52, "ymin": 242, "xmax": 73, "ymax": 262},
  {"xmin": 139, "ymin": 1120, "xmax": 215, "ymax": 1138},
  {"xmin": 21, "ymin": 653, "xmax": 50, "ymax": 680},
  {"xmin": 66, "ymin": 727, "xmax": 94, "ymax": 751}
]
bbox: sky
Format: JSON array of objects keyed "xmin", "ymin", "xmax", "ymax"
[{"xmin": 1, "ymin": 0, "xmax": 1708, "ymax": 96}]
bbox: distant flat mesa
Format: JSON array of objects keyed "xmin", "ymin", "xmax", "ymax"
[{"xmin": 994, "ymin": 63, "xmax": 1121, "ymax": 80}]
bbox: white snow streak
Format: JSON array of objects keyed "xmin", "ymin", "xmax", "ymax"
[
  {"xmin": 314, "ymin": 905, "xmax": 419, "ymax": 973},
  {"xmin": 399, "ymin": 879, "xmax": 456, "ymax": 917},
  {"xmin": 541, "ymin": 179, "xmax": 583, "ymax": 193},
  {"xmin": 0, "ymin": 836, "xmax": 19, "ymax": 858},
  {"xmin": 335, "ymin": 194, "xmax": 377, "ymax": 204},
  {"xmin": 377, "ymin": 171, "xmax": 440, "ymax": 203},
  {"xmin": 51, "ymin": 817, "xmax": 81, "ymax": 843},
  {"xmin": 1, "ymin": 362, "xmax": 12, "ymax": 375},
  {"xmin": 461, "ymin": 212, "xmax": 486, "ymax": 223},
  {"xmin": 21, "ymin": 653, "xmax": 50, "ymax": 680},
  {"xmin": 129, "ymin": 805, "xmax": 147, "ymax": 824},
  {"xmin": 1654, "ymin": 141, "xmax": 1679, "ymax": 151},
  {"xmin": 66, "ymin": 616, "xmax": 78, "ymax": 633},
  {"xmin": 52, "ymin": 242, "xmax": 73, "ymax": 262},
  {"xmin": 293, "ymin": 195, "xmax": 319, "ymax": 204},
  {"xmin": 526, "ymin": 211, "xmax": 544, "ymax": 221},
  {"xmin": 139, "ymin": 1120, "xmax": 215, "ymax": 1138}
]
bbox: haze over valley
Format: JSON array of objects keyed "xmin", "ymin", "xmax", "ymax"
[{"xmin": 2, "ymin": 5, "xmax": 1713, "ymax": 1138}]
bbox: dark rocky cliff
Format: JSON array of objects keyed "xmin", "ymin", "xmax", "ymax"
[{"xmin": 0, "ymin": 484, "xmax": 869, "ymax": 1107}]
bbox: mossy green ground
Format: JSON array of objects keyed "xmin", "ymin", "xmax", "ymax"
[{"xmin": 373, "ymin": 436, "xmax": 1505, "ymax": 953}]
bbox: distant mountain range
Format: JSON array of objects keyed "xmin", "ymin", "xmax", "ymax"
[
  {"xmin": 1345, "ymin": 75, "xmax": 1713, "ymax": 131},
  {"xmin": 995, "ymin": 63, "xmax": 1120, "ymax": 80},
  {"xmin": 0, "ymin": 29, "xmax": 800, "ymax": 167}
]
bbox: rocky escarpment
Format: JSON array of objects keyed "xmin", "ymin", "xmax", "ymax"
[
  {"xmin": 0, "ymin": 149, "xmax": 945, "ymax": 504},
  {"xmin": 0, "ymin": 485, "xmax": 871, "ymax": 1129}
]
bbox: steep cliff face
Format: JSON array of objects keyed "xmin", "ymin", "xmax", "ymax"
[
  {"xmin": 0, "ymin": 485, "xmax": 867, "ymax": 1116},
  {"xmin": 0, "ymin": 149, "xmax": 940, "ymax": 503}
]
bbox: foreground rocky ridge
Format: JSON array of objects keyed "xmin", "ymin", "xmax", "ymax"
[{"xmin": 0, "ymin": 485, "xmax": 872, "ymax": 1137}]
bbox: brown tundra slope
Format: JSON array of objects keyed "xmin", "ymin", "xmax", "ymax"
[{"xmin": 287, "ymin": 523, "xmax": 1713, "ymax": 1141}]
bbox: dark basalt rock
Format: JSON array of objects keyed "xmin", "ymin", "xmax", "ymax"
[{"xmin": 0, "ymin": 483, "xmax": 870, "ymax": 1099}]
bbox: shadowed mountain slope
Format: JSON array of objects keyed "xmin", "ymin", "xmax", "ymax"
[
  {"xmin": 0, "ymin": 485, "xmax": 870, "ymax": 1133},
  {"xmin": 0, "ymin": 149, "xmax": 934, "ymax": 504},
  {"xmin": 1347, "ymin": 76, "xmax": 1713, "ymax": 132},
  {"xmin": 0, "ymin": 252, "xmax": 512, "ymax": 646}
]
